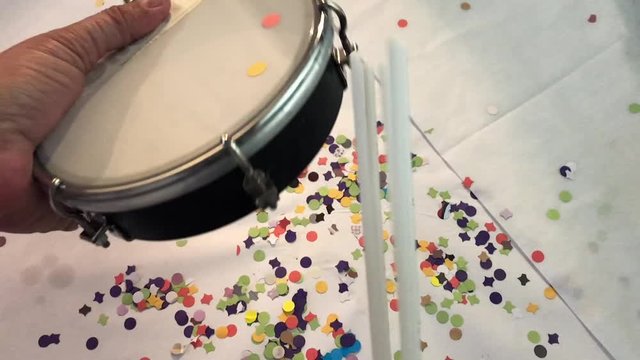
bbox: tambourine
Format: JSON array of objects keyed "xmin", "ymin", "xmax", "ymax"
[{"xmin": 35, "ymin": 0, "xmax": 356, "ymax": 247}]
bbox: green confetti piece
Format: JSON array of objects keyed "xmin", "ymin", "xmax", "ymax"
[
  {"xmin": 259, "ymin": 227, "xmax": 270, "ymax": 238},
  {"xmin": 258, "ymin": 312, "xmax": 271, "ymax": 325},
  {"xmin": 424, "ymin": 302, "xmax": 438, "ymax": 315},
  {"xmin": 629, "ymin": 103, "xmax": 640, "ymax": 114},
  {"xmin": 336, "ymin": 134, "xmax": 347, "ymax": 144},
  {"xmin": 380, "ymin": 163, "xmax": 389, "ymax": 173},
  {"xmin": 427, "ymin": 188, "xmax": 438, "ymax": 198},
  {"xmin": 466, "ymin": 220, "xmax": 479, "ymax": 231},
  {"xmin": 276, "ymin": 283, "xmax": 289, "ymax": 296},
  {"xmin": 334, "ymin": 334, "xmax": 343, "ymax": 347},
  {"xmin": 455, "ymin": 257, "xmax": 468, "ymax": 271},
  {"xmin": 257, "ymin": 211, "xmax": 269, "ymax": 223},
  {"xmin": 97, "ymin": 314, "xmax": 109, "ymax": 326},
  {"xmin": 438, "ymin": 237, "xmax": 449, "ymax": 248},
  {"xmin": 424, "ymin": 128, "xmax": 434, "ymax": 134},
  {"xmin": 141, "ymin": 288, "xmax": 150, "ymax": 299},
  {"xmin": 383, "ymin": 240, "xmax": 389, "ymax": 253},
  {"xmin": 338, "ymin": 156, "xmax": 349, "ymax": 164},
  {"xmin": 301, "ymin": 218, "xmax": 310, "ymax": 226},
  {"xmin": 453, "ymin": 211, "xmax": 465, "ymax": 220},
  {"xmin": 255, "ymin": 283, "xmax": 266, "ymax": 293},
  {"xmin": 394, "ymin": 350, "xmax": 402, "ymax": 360},
  {"xmin": 467, "ymin": 295, "xmax": 480, "ymax": 305},
  {"xmin": 452, "ymin": 291, "xmax": 463, "ymax": 303},
  {"xmin": 439, "ymin": 191, "xmax": 451, "ymax": 200},
  {"xmin": 441, "ymin": 298, "xmax": 454, "ymax": 309},
  {"xmin": 309, "ymin": 318, "xmax": 320, "ymax": 330},
  {"xmin": 216, "ymin": 300, "xmax": 227, "ymax": 311},
  {"xmin": 203, "ymin": 342, "xmax": 216, "ymax": 354},
  {"xmin": 349, "ymin": 184, "xmax": 361, "ymax": 196},
  {"xmin": 253, "ymin": 250, "xmax": 266, "ymax": 262},
  {"xmin": 292, "ymin": 353, "xmax": 305, "ymax": 360},
  {"xmin": 499, "ymin": 248, "xmax": 512, "ymax": 256},
  {"xmin": 503, "ymin": 301, "xmax": 515, "ymax": 314},
  {"xmin": 238, "ymin": 275, "xmax": 251, "ymax": 286},
  {"xmin": 291, "ymin": 217, "xmax": 301, "ymax": 226},
  {"xmin": 265, "ymin": 324, "xmax": 276, "ymax": 337},
  {"xmin": 351, "ymin": 249, "xmax": 363, "ymax": 260},
  {"xmin": 436, "ymin": 310, "xmax": 449, "ymax": 324},
  {"xmin": 462, "ymin": 280, "xmax": 476, "ymax": 293},
  {"xmin": 248, "ymin": 227, "xmax": 260, "ymax": 238},
  {"xmin": 349, "ymin": 203, "xmax": 361, "ymax": 213},
  {"xmin": 559, "ymin": 190, "xmax": 572, "ymax": 203},
  {"xmin": 121, "ymin": 293, "xmax": 133, "ymax": 305},
  {"xmin": 528, "ymin": 330, "xmax": 541, "ymax": 344},
  {"xmin": 255, "ymin": 325, "xmax": 265, "ymax": 336},
  {"xmin": 412, "ymin": 156, "xmax": 424, "ymax": 167},
  {"xmin": 318, "ymin": 187, "xmax": 329, "ymax": 196},
  {"xmin": 546, "ymin": 209, "xmax": 560, "ymax": 220},
  {"xmin": 285, "ymin": 186, "xmax": 295, "ymax": 193},
  {"xmin": 175, "ymin": 239, "xmax": 188, "ymax": 247},
  {"xmin": 177, "ymin": 297, "xmax": 184, "ymax": 304},
  {"xmin": 450, "ymin": 314, "xmax": 464, "ymax": 327}
]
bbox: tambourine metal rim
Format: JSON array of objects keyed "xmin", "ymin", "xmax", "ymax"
[{"xmin": 35, "ymin": 0, "xmax": 340, "ymax": 214}]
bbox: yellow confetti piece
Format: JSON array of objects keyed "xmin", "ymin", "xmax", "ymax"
[
  {"xmin": 340, "ymin": 197, "xmax": 352, "ymax": 207},
  {"xmin": 247, "ymin": 61, "xmax": 267, "ymax": 77},
  {"xmin": 282, "ymin": 300, "xmax": 295, "ymax": 313},
  {"xmin": 351, "ymin": 213, "xmax": 362, "ymax": 224},
  {"xmin": 386, "ymin": 280, "xmax": 396, "ymax": 294},
  {"xmin": 252, "ymin": 332, "xmax": 266, "ymax": 344},
  {"xmin": 153, "ymin": 301, "xmax": 163, "ymax": 310},
  {"xmin": 315, "ymin": 280, "xmax": 328, "ymax": 294},
  {"xmin": 422, "ymin": 267, "xmax": 436, "ymax": 277},
  {"xmin": 444, "ymin": 258, "xmax": 455, "ymax": 271},
  {"xmin": 321, "ymin": 324, "xmax": 333, "ymax": 334},
  {"xmin": 215, "ymin": 326, "xmax": 229, "ymax": 339},
  {"xmin": 526, "ymin": 303, "xmax": 539, "ymax": 314},
  {"xmin": 328, "ymin": 188, "xmax": 343, "ymax": 199},
  {"xmin": 295, "ymin": 205, "xmax": 305, "ymax": 214},
  {"xmin": 544, "ymin": 287, "xmax": 557, "ymax": 300},
  {"xmin": 431, "ymin": 276, "xmax": 442, "ymax": 287},
  {"xmin": 382, "ymin": 230, "xmax": 390, "ymax": 241},
  {"xmin": 350, "ymin": 164, "xmax": 359, "ymax": 172},
  {"xmin": 245, "ymin": 310, "xmax": 258, "ymax": 324},
  {"xmin": 278, "ymin": 313, "xmax": 288, "ymax": 322},
  {"xmin": 326, "ymin": 314, "xmax": 338, "ymax": 324},
  {"xmin": 95, "ymin": 0, "xmax": 105, "ymax": 7},
  {"xmin": 347, "ymin": 173, "xmax": 357, "ymax": 181},
  {"xmin": 294, "ymin": 183, "xmax": 305, "ymax": 194},
  {"xmin": 188, "ymin": 284, "xmax": 199, "ymax": 295}
]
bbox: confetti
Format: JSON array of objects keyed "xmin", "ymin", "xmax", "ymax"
[
  {"xmin": 397, "ymin": 18, "xmax": 408, "ymax": 28},
  {"xmin": 462, "ymin": 177, "xmax": 474, "ymax": 189},
  {"xmin": 559, "ymin": 162, "xmax": 576, "ymax": 179},
  {"xmin": 587, "ymin": 14, "xmax": 597, "ymax": 23},
  {"xmin": 531, "ymin": 250, "xmax": 545, "ymax": 263},
  {"xmin": 548, "ymin": 333, "xmax": 560, "ymax": 345},
  {"xmin": 546, "ymin": 209, "xmax": 560, "ymax": 220},
  {"xmin": 449, "ymin": 327, "xmax": 463, "ymax": 340},
  {"xmin": 461, "ymin": 2, "xmax": 471, "ymax": 10},
  {"xmin": 124, "ymin": 317, "xmax": 137, "ymax": 330},
  {"xmin": 38, "ymin": 334, "xmax": 60, "ymax": 348},
  {"xmin": 558, "ymin": 191, "xmax": 572, "ymax": 203},
  {"xmin": 85, "ymin": 337, "xmax": 99, "ymax": 350},
  {"xmin": 518, "ymin": 274, "xmax": 530, "ymax": 286},
  {"xmin": 175, "ymin": 239, "xmax": 188, "ymax": 247},
  {"xmin": 527, "ymin": 303, "xmax": 539, "ymax": 314},
  {"xmin": 534, "ymin": 344, "xmax": 548, "ymax": 358},
  {"xmin": 78, "ymin": 304, "xmax": 91, "ymax": 316},
  {"xmin": 315, "ymin": 280, "xmax": 328, "ymax": 294},
  {"xmin": 499, "ymin": 209, "xmax": 513, "ymax": 220},
  {"xmin": 247, "ymin": 62, "xmax": 267, "ymax": 77}
]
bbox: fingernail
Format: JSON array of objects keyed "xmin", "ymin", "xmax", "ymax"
[{"xmin": 139, "ymin": 0, "xmax": 166, "ymax": 9}]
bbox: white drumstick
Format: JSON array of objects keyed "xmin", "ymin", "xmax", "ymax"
[
  {"xmin": 383, "ymin": 39, "xmax": 422, "ymax": 359},
  {"xmin": 351, "ymin": 54, "xmax": 392, "ymax": 360}
]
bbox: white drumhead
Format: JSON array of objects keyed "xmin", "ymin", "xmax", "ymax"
[{"xmin": 37, "ymin": 0, "xmax": 317, "ymax": 187}]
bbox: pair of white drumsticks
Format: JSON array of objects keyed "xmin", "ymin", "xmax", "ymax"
[{"xmin": 351, "ymin": 41, "xmax": 422, "ymax": 360}]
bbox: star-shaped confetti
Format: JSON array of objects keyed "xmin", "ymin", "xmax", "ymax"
[
  {"xmin": 330, "ymin": 319, "xmax": 343, "ymax": 331},
  {"xmin": 455, "ymin": 257, "xmax": 468, "ymax": 271},
  {"xmin": 351, "ymin": 249, "xmax": 363, "ymax": 260},
  {"xmin": 453, "ymin": 211, "xmax": 465, "ymax": 220},
  {"xmin": 233, "ymin": 284, "xmax": 244, "ymax": 296},
  {"xmin": 466, "ymin": 220, "xmax": 479, "ymax": 230},
  {"xmin": 243, "ymin": 237, "xmax": 254, "ymax": 249},
  {"xmin": 267, "ymin": 288, "xmax": 279, "ymax": 300},
  {"xmin": 223, "ymin": 287, "xmax": 234, "ymax": 298},
  {"xmin": 441, "ymin": 298, "xmax": 454, "ymax": 309},
  {"xmin": 255, "ymin": 283, "xmax": 266, "ymax": 293},
  {"xmin": 462, "ymin": 177, "xmax": 474, "ymax": 189},
  {"xmin": 335, "ymin": 260, "xmax": 350, "ymax": 273},
  {"xmin": 499, "ymin": 208, "xmax": 513, "ymax": 220},
  {"xmin": 526, "ymin": 303, "xmax": 539, "ymax": 314},
  {"xmin": 482, "ymin": 277, "xmax": 495, "ymax": 287},
  {"xmin": 468, "ymin": 295, "xmax": 480, "ymax": 305},
  {"xmin": 548, "ymin": 333, "xmax": 560, "ymax": 345},
  {"xmin": 485, "ymin": 243, "xmax": 497, "ymax": 254},
  {"xmin": 485, "ymin": 223, "xmax": 496, "ymax": 232},
  {"xmin": 78, "ymin": 304, "xmax": 91, "ymax": 316},
  {"xmin": 269, "ymin": 258, "xmax": 281, "ymax": 269},
  {"xmin": 439, "ymin": 191, "xmax": 451, "ymax": 200},
  {"xmin": 93, "ymin": 292, "xmax": 104, "ymax": 304},
  {"xmin": 517, "ymin": 274, "xmax": 530, "ymax": 286},
  {"xmin": 201, "ymin": 294, "xmax": 213, "ymax": 305},
  {"xmin": 503, "ymin": 301, "xmax": 515, "ymax": 314},
  {"xmin": 114, "ymin": 273, "xmax": 124, "ymax": 285},
  {"xmin": 323, "ymin": 171, "xmax": 333, "ymax": 181},
  {"xmin": 459, "ymin": 233, "xmax": 470, "ymax": 242},
  {"xmin": 427, "ymin": 188, "xmax": 438, "ymax": 198},
  {"xmin": 420, "ymin": 340, "xmax": 428, "ymax": 351},
  {"xmin": 338, "ymin": 283, "xmax": 349, "ymax": 293},
  {"xmin": 478, "ymin": 251, "xmax": 490, "ymax": 262},
  {"xmin": 125, "ymin": 265, "xmax": 136, "ymax": 275},
  {"xmin": 438, "ymin": 237, "xmax": 449, "ymax": 248},
  {"xmin": 499, "ymin": 248, "xmax": 512, "ymax": 256},
  {"xmin": 97, "ymin": 313, "xmax": 109, "ymax": 326},
  {"xmin": 421, "ymin": 295, "xmax": 432, "ymax": 306},
  {"xmin": 203, "ymin": 342, "xmax": 215, "ymax": 353}
]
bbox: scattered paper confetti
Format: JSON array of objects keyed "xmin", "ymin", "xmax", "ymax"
[
  {"xmin": 587, "ymin": 14, "xmax": 597, "ymax": 23},
  {"xmin": 546, "ymin": 209, "xmax": 560, "ymax": 220},
  {"xmin": 559, "ymin": 191, "xmax": 572, "ymax": 203},
  {"xmin": 262, "ymin": 13, "xmax": 281, "ymax": 28},
  {"xmin": 397, "ymin": 18, "xmax": 408, "ymax": 28},
  {"xmin": 247, "ymin": 62, "xmax": 267, "ymax": 77},
  {"xmin": 461, "ymin": 2, "xmax": 471, "ymax": 11},
  {"xmin": 500, "ymin": 208, "xmax": 513, "ymax": 220}
]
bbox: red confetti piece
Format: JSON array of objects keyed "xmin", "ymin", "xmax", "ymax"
[
  {"xmin": 531, "ymin": 250, "xmax": 545, "ymax": 263},
  {"xmin": 191, "ymin": 338, "xmax": 202, "ymax": 348},
  {"xmin": 449, "ymin": 277, "xmax": 460, "ymax": 288},
  {"xmin": 285, "ymin": 315, "xmax": 299, "ymax": 329},
  {"xmin": 485, "ymin": 222, "xmax": 497, "ymax": 232},
  {"xmin": 197, "ymin": 325, "xmax": 207, "ymax": 336},
  {"xmin": 183, "ymin": 295, "xmax": 195, "ymax": 308},
  {"xmin": 588, "ymin": 14, "xmax": 597, "ymax": 23},
  {"xmin": 140, "ymin": 357, "xmax": 150, "ymax": 360},
  {"xmin": 262, "ymin": 13, "xmax": 281, "ymax": 28},
  {"xmin": 304, "ymin": 312, "xmax": 317, "ymax": 322},
  {"xmin": 462, "ymin": 177, "xmax": 474, "ymax": 189},
  {"xmin": 306, "ymin": 231, "xmax": 318, "ymax": 242},
  {"xmin": 161, "ymin": 279, "xmax": 171, "ymax": 293},
  {"xmin": 495, "ymin": 233, "xmax": 508, "ymax": 244},
  {"xmin": 136, "ymin": 301, "xmax": 147, "ymax": 312},
  {"xmin": 288, "ymin": 271, "xmax": 302, "ymax": 283},
  {"xmin": 378, "ymin": 154, "xmax": 387, "ymax": 163},
  {"xmin": 306, "ymin": 348, "xmax": 319, "ymax": 360},
  {"xmin": 358, "ymin": 236, "xmax": 365, "ymax": 248},
  {"xmin": 397, "ymin": 18, "xmax": 408, "ymax": 28},
  {"xmin": 178, "ymin": 288, "xmax": 189, "ymax": 297},
  {"xmin": 227, "ymin": 324, "xmax": 238, "ymax": 337},
  {"xmin": 114, "ymin": 273, "xmax": 124, "ymax": 285},
  {"xmin": 318, "ymin": 157, "xmax": 327, "ymax": 165},
  {"xmin": 390, "ymin": 298, "xmax": 399, "ymax": 312},
  {"xmin": 201, "ymin": 293, "xmax": 213, "ymax": 305},
  {"xmin": 236, "ymin": 245, "xmax": 241, "ymax": 256}
]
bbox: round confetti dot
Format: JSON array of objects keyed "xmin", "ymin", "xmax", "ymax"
[
  {"xmin": 489, "ymin": 292, "xmax": 503, "ymax": 304},
  {"xmin": 349, "ymin": 203, "xmax": 361, "ymax": 214},
  {"xmin": 253, "ymin": 250, "xmax": 266, "ymax": 262},
  {"xmin": 227, "ymin": 324, "xmax": 237, "ymax": 337},
  {"xmin": 285, "ymin": 315, "xmax": 299, "ymax": 329},
  {"xmin": 315, "ymin": 280, "xmax": 328, "ymax": 294},
  {"xmin": 38, "ymin": 335, "xmax": 51, "ymax": 348},
  {"xmin": 171, "ymin": 273, "xmax": 184, "ymax": 285},
  {"xmin": 216, "ymin": 326, "xmax": 229, "ymax": 339},
  {"xmin": 258, "ymin": 312, "xmax": 270, "ymax": 324},
  {"xmin": 245, "ymin": 310, "xmax": 258, "ymax": 324},
  {"xmin": 461, "ymin": 2, "xmax": 471, "ymax": 10},
  {"xmin": 534, "ymin": 344, "xmax": 548, "ymax": 358},
  {"xmin": 124, "ymin": 317, "xmax": 136, "ymax": 330},
  {"xmin": 449, "ymin": 327, "xmax": 463, "ymax": 340},
  {"xmin": 629, "ymin": 103, "xmax": 640, "ymax": 113},
  {"xmin": 276, "ymin": 283, "xmax": 289, "ymax": 295},
  {"xmin": 306, "ymin": 231, "xmax": 318, "ymax": 242},
  {"xmin": 436, "ymin": 311, "xmax": 449, "ymax": 324},
  {"xmin": 487, "ymin": 105, "xmax": 499, "ymax": 115},
  {"xmin": 239, "ymin": 275, "xmax": 251, "ymax": 286},
  {"xmin": 397, "ymin": 18, "xmax": 408, "ymax": 28},
  {"xmin": 544, "ymin": 287, "xmax": 557, "ymax": 300},
  {"xmin": 288, "ymin": 270, "xmax": 302, "ymax": 283},
  {"xmin": 121, "ymin": 293, "xmax": 133, "ymax": 305},
  {"xmin": 300, "ymin": 256, "xmax": 312, "ymax": 268},
  {"xmin": 528, "ymin": 330, "xmax": 541, "ymax": 344},
  {"xmin": 282, "ymin": 300, "xmax": 295, "ymax": 313},
  {"xmin": 132, "ymin": 291, "xmax": 144, "ymax": 303},
  {"xmin": 531, "ymin": 250, "xmax": 545, "ymax": 263},
  {"xmin": 262, "ymin": 12, "xmax": 281, "ymax": 28},
  {"xmin": 86, "ymin": 337, "xmax": 99, "ymax": 350},
  {"xmin": 546, "ymin": 209, "xmax": 560, "ymax": 220},
  {"xmin": 394, "ymin": 350, "xmax": 402, "ymax": 360},
  {"xmin": 389, "ymin": 298, "xmax": 399, "ymax": 312},
  {"xmin": 252, "ymin": 332, "xmax": 266, "ymax": 344},
  {"xmin": 559, "ymin": 190, "xmax": 572, "ymax": 203},
  {"xmin": 496, "ymin": 233, "xmax": 508, "ymax": 244},
  {"xmin": 193, "ymin": 309, "xmax": 206, "ymax": 323},
  {"xmin": 425, "ymin": 302, "xmax": 438, "ymax": 315},
  {"xmin": 450, "ymin": 314, "xmax": 464, "ymax": 327},
  {"xmin": 116, "ymin": 304, "xmax": 129, "ymax": 316},
  {"xmin": 386, "ymin": 280, "xmax": 396, "ymax": 294},
  {"xmin": 247, "ymin": 62, "xmax": 267, "ymax": 77},
  {"xmin": 257, "ymin": 211, "xmax": 269, "ymax": 223},
  {"xmin": 275, "ymin": 267, "xmax": 287, "ymax": 278},
  {"xmin": 183, "ymin": 295, "xmax": 195, "ymax": 308},
  {"xmin": 494, "ymin": 269, "xmax": 507, "ymax": 281},
  {"xmin": 306, "ymin": 348, "xmax": 319, "ymax": 359}
]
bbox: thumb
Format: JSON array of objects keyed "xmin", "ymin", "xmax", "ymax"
[{"xmin": 42, "ymin": 0, "xmax": 171, "ymax": 73}]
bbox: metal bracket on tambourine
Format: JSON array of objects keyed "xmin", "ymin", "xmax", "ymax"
[
  {"xmin": 48, "ymin": 178, "xmax": 113, "ymax": 248},
  {"xmin": 321, "ymin": 0, "xmax": 358, "ymax": 87},
  {"xmin": 222, "ymin": 134, "xmax": 279, "ymax": 210}
]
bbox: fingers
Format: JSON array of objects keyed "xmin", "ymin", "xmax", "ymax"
[{"xmin": 40, "ymin": 0, "xmax": 171, "ymax": 73}]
